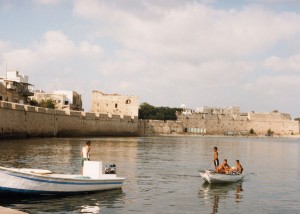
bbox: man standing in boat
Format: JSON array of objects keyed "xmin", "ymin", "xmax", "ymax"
[
  {"xmin": 81, "ymin": 141, "xmax": 91, "ymax": 174},
  {"xmin": 213, "ymin": 147, "xmax": 219, "ymax": 172}
]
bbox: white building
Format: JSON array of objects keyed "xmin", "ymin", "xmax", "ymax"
[
  {"xmin": 30, "ymin": 90, "xmax": 83, "ymax": 111},
  {"xmin": 6, "ymin": 71, "xmax": 29, "ymax": 83},
  {"xmin": 0, "ymin": 70, "xmax": 33, "ymax": 104}
]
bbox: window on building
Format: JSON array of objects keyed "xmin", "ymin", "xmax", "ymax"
[
  {"xmin": 115, "ymin": 104, "xmax": 118, "ymax": 108},
  {"xmin": 125, "ymin": 99, "xmax": 131, "ymax": 104},
  {"xmin": 97, "ymin": 103, "xmax": 99, "ymax": 107},
  {"xmin": 0, "ymin": 96, "xmax": 2, "ymax": 101},
  {"xmin": 65, "ymin": 101, "xmax": 69, "ymax": 105}
]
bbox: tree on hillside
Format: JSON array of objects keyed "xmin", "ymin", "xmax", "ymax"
[
  {"xmin": 39, "ymin": 99, "xmax": 56, "ymax": 109},
  {"xmin": 295, "ymin": 118, "xmax": 300, "ymax": 121},
  {"xmin": 139, "ymin": 103, "xmax": 157, "ymax": 120},
  {"xmin": 29, "ymin": 99, "xmax": 39, "ymax": 106},
  {"xmin": 139, "ymin": 102, "xmax": 182, "ymax": 120},
  {"xmin": 266, "ymin": 129, "xmax": 274, "ymax": 136}
]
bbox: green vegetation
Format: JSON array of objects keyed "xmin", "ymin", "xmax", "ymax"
[
  {"xmin": 295, "ymin": 118, "xmax": 300, "ymax": 121},
  {"xmin": 266, "ymin": 128, "xmax": 274, "ymax": 136},
  {"xmin": 29, "ymin": 99, "xmax": 39, "ymax": 106},
  {"xmin": 139, "ymin": 102, "xmax": 182, "ymax": 120},
  {"xmin": 39, "ymin": 99, "xmax": 55, "ymax": 109},
  {"xmin": 30, "ymin": 99, "xmax": 56, "ymax": 109},
  {"xmin": 249, "ymin": 128, "xmax": 255, "ymax": 135}
]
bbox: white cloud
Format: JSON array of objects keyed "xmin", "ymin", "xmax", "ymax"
[
  {"xmin": 37, "ymin": 31, "xmax": 77, "ymax": 60},
  {"xmin": 31, "ymin": 0, "xmax": 62, "ymax": 6},
  {"xmin": 264, "ymin": 54, "xmax": 300, "ymax": 72},
  {"xmin": 1, "ymin": 0, "xmax": 300, "ymax": 115},
  {"xmin": 1, "ymin": 31, "xmax": 104, "ymax": 73},
  {"xmin": 0, "ymin": 1, "xmax": 13, "ymax": 10},
  {"xmin": 2, "ymin": 49, "xmax": 37, "ymax": 72},
  {"xmin": 253, "ymin": 0, "xmax": 300, "ymax": 3},
  {"xmin": 79, "ymin": 41, "xmax": 104, "ymax": 58},
  {"xmin": 244, "ymin": 75, "xmax": 300, "ymax": 96},
  {"xmin": 73, "ymin": 1, "xmax": 300, "ymax": 62},
  {"xmin": 0, "ymin": 40, "xmax": 11, "ymax": 51},
  {"xmin": 70, "ymin": 1, "xmax": 300, "ymax": 114}
]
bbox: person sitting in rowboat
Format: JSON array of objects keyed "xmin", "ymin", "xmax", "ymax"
[
  {"xmin": 218, "ymin": 159, "xmax": 231, "ymax": 174},
  {"xmin": 232, "ymin": 160, "xmax": 243, "ymax": 174}
]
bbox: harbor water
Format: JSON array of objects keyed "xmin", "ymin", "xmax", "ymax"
[{"xmin": 0, "ymin": 136, "xmax": 299, "ymax": 213}]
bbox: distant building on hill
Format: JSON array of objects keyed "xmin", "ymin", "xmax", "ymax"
[
  {"xmin": 199, "ymin": 106, "xmax": 240, "ymax": 115},
  {"xmin": 30, "ymin": 90, "xmax": 83, "ymax": 111},
  {"xmin": 91, "ymin": 90, "xmax": 139, "ymax": 118},
  {"xmin": 0, "ymin": 70, "xmax": 34, "ymax": 104}
]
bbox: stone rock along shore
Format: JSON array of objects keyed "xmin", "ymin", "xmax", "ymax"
[{"xmin": 0, "ymin": 206, "xmax": 27, "ymax": 214}]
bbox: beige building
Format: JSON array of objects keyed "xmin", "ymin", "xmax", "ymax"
[
  {"xmin": 0, "ymin": 71, "xmax": 33, "ymax": 104},
  {"xmin": 31, "ymin": 90, "xmax": 83, "ymax": 111},
  {"xmin": 91, "ymin": 90, "xmax": 139, "ymax": 118}
]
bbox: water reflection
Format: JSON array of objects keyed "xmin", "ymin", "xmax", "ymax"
[
  {"xmin": 235, "ymin": 183, "xmax": 243, "ymax": 202},
  {"xmin": 0, "ymin": 137, "xmax": 299, "ymax": 213},
  {"xmin": 199, "ymin": 183, "xmax": 244, "ymax": 213},
  {"xmin": 0, "ymin": 189, "xmax": 125, "ymax": 214}
]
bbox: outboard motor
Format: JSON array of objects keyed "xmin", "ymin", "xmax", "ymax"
[{"xmin": 105, "ymin": 164, "xmax": 116, "ymax": 174}]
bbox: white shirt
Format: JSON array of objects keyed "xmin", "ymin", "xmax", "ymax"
[{"xmin": 82, "ymin": 146, "xmax": 90, "ymax": 159}]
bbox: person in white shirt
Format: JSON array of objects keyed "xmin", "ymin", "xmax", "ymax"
[{"xmin": 81, "ymin": 141, "xmax": 91, "ymax": 175}]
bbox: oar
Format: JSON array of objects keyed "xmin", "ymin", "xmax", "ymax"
[{"xmin": 206, "ymin": 161, "xmax": 212, "ymax": 170}]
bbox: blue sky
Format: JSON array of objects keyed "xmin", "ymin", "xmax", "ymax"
[{"xmin": 0, "ymin": 0, "xmax": 300, "ymax": 118}]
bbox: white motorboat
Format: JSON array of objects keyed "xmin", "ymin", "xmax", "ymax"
[
  {"xmin": 0, "ymin": 161, "xmax": 125, "ymax": 195},
  {"xmin": 200, "ymin": 170, "xmax": 244, "ymax": 184}
]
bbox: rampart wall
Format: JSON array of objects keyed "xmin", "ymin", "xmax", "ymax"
[
  {"xmin": 0, "ymin": 101, "xmax": 138, "ymax": 138},
  {"xmin": 138, "ymin": 120, "xmax": 183, "ymax": 136},
  {"xmin": 178, "ymin": 112, "xmax": 299, "ymax": 135},
  {"xmin": 139, "ymin": 112, "xmax": 299, "ymax": 136}
]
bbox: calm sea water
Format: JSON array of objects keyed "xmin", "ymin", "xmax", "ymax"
[{"xmin": 0, "ymin": 136, "xmax": 299, "ymax": 214}]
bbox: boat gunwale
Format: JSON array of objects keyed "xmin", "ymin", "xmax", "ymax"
[
  {"xmin": 200, "ymin": 169, "xmax": 244, "ymax": 184},
  {"xmin": 0, "ymin": 166, "xmax": 125, "ymax": 182}
]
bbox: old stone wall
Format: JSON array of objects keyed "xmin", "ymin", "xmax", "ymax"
[
  {"xmin": 91, "ymin": 91, "xmax": 139, "ymax": 118},
  {"xmin": 177, "ymin": 114, "xmax": 249, "ymax": 135},
  {"xmin": 0, "ymin": 101, "xmax": 138, "ymax": 138},
  {"xmin": 138, "ymin": 120, "xmax": 183, "ymax": 136},
  {"xmin": 138, "ymin": 112, "xmax": 299, "ymax": 136},
  {"xmin": 177, "ymin": 112, "xmax": 299, "ymax": 135}
]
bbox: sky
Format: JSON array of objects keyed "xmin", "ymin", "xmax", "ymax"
[{"xmin": 0, "ymin": 0, "xmax": 300, "ymax": 118}]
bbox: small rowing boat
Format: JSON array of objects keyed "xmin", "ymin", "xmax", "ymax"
[
  {"xmin": 0, "ymin": 161, "xmax": 125, "ymax": 195},
  {"xmin": 200, "ymin": 170, "xmax": 244, "ymax": 184}
]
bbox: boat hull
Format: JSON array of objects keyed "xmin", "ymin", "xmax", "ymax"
[
  {"xmin": 200, "ymin": 170, "xmax": 243, "ymax": 184},
  {"xmin": 0, "ymin": 167, "xmax": 125, "ymax": 195}
]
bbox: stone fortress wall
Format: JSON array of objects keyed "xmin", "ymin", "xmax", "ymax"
[
  {"xmin": 177, "ymin": 112, "xmax": 299, "ymax": 135},
  {"xmin": 139, "ymin": 107, "xmax": 299, "ymax": 136},
  {"xmin": 1, "ymin": 100, "xmax": 298, "ymax": 138},
  {"xmin": 0, "ymin": 101, "xmax": 138, "ymax": 138},
  {"xmin": 91, "ymin": 91, "xmax": 139, "ymax": 118}
]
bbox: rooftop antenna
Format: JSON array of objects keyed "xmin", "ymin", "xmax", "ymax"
[{"xmin": 5, "ymin": 60, "xmax": 7, "ymax": 79}]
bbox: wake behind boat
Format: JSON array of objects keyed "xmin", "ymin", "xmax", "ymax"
[
  {"xmin": 0, "ymin": 161, "xmax": 125, "ymax": 195},
  {"xmin": 200, "ymin": 170, "xmax": 244, "ymax": 184}
]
